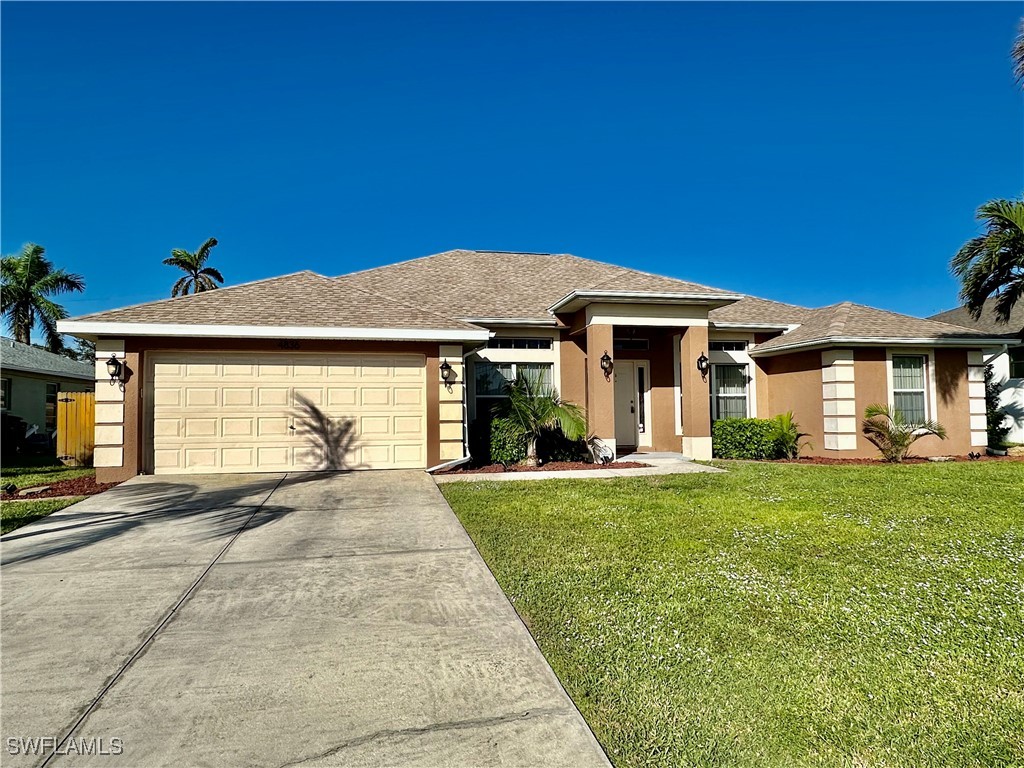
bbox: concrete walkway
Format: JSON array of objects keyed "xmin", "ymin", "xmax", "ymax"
[
  {"xmin": 1, "ymin": 471, "xmax": 610, "ymax": 767},
  {"xmin": 434, "ymin": 451, "xmax": 723, "ymax": 483}
]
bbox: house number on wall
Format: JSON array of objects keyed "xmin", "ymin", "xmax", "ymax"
[{"xmin": 277, "ymin": 340, "xmax": 301, "ymax": 349}]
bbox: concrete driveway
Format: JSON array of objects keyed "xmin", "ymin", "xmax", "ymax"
[{"xmin": 1, "ymin": 472, "xmax": 609, "ymax": 767}]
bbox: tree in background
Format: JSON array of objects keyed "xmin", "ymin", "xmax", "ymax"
[
  {"xmin": 0, "ymin": 243, "xmax": 85, "ymax": 352},
  {"xmin": 163, "ymin": 237, "xmax": 224, "ymax": 297},
  {"xmin": 1013, "ymin": 17, "xmax": 1024, "ymax": 87},
  {"xmin": 950, "ymin": 199, "xmax": 1024, "ymax": 323}
]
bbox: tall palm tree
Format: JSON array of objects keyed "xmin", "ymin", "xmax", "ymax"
[
  {"xmin": 1013, "ymin": 18, "xmax": 1024, "ymax": 87},
  {"xmin": 950, "ymin": 198, "xmax": 1024, "ymax": 323},
  {"xmin": 0, "ymin": 243, "xmax": 85, "ymax": 352},
  {"xmin": 163, "ymin": 237, "xmax": 224, "ymax": 297}
]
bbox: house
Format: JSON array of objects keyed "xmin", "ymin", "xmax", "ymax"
[
  {"xmin": 0, "ymin": 337, "xmax": 95, "ymax": 435},
  {"xmin": 56, "ymin": 250, "xmax": 1010, "ymax": 483},
  {"xmin": 929, "ymin": 299, "xmax": 1024, "ymax": 443}
]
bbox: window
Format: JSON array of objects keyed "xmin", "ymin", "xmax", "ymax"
[
  {"xmin": 709, "ymin": 340, "xmax": 748, "ymax": 352},
  {"xmin": 711, "ymin": 364, "xmax": 748, "ymax": 420},
  {"xmin": 1010, "ymin": 347, "xmax": 1024, "ymax": 380},
  {"xmin": 613, "ymin": 337, "xmax": 649, "ymax": 351},
  {"xmin": 486, "ymin": 338, "xmax": 552, "ymax": 350},
  {"xmin": 45, "ymin": 383, "xmax": 59, "ymax": 432},
  {"xmin": 892, "ymin": 355, "xmax": 927, "ymax": 425},
  {"xmin": 474, "ymin": 362, "xmax": 553, "ymax": 414},
  {"xmin": 0, "ymin": 378, "xmax": 10, "ymax": 411}
]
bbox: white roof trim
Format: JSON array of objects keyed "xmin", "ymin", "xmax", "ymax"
[
  {"xmin": 710, "ymin": 321, "xmax": 800, "ymax": 332},
  {"xmin": 548, "ymin": 290, "xmax": 743, "ymax": 314},
  {"xmin": 57, "ymin": 321, "xmax": 491, "ymax": 343},
  {"xmin": 459, "ymin": 317, "xmax": 558, "ymax": 327},
  {"xmin": 751, "ymin": 336, "xmax": 1014, "ymax": 357}
]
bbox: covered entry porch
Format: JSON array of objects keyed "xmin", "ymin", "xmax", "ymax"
[{"xmin": 557, "ymin": 304, "xmax": 718, "ymax": 460}]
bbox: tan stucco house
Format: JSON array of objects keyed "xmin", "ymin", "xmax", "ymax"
[{"xmin": 57, "ymin": 250, "xmax": 1009, "ymax": 483}]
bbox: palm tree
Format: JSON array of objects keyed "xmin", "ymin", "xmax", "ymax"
[
  {"xmin": 163, "ymin": 237, "xmax": 224, "ymax": 297},
  {"xmin": 1013, "ymin": 17, "xmax": 1024, "ymax": 88},
  {"xmin": 861, "ymin": 404, "xmax": 946, "ymax": 463},
  {"xmin": 0, "ymin": 243, "xmax": 85, "ymax": 352},
  {"xmin": 491, "ymin": 372, "xmax": 586, "ymax": 467},
  {"xmin": 950, "ymin": 199, "xmax": 1024, "ymax": 323}
]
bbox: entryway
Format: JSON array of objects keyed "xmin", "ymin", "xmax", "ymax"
[{"xmin": 613, "ymin": 360, "xmax": 650, "ymax": 452}]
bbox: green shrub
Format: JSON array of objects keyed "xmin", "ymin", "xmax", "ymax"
[
  {"xmin": 712, "ymin": 418, "xmax": 780, "ymax": 460},
  {"xmin": 489, "ymin": 416, "xmax": 527, "ymax": 466}
]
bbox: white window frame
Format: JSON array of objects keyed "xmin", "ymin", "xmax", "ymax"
[
  {"xmin": 0, "ymin": 377, "xmax": 10, "ymax": 411},
  {"xmin": 710, "ymin": 363, "xmax": 750, "ymax": 421},
  {"xmin": 473, "ymin": 361, "xmax": 555, "ymax": 417},
  {"xmin": 886, "ymin": 349, "xmax": 938, "ymax": 427}
]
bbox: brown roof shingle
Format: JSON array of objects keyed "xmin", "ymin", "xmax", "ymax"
[
  {"xmin": 752, "ymin": 302, "xmax": 1002, "ymax": 355},
  {"xmin": 335, "ymin": 249, "xmax": 737, "ymax": 321},
  {"xmin": 928, "ymin": 298, "xmax": 1024, "ymax": 339},
  {"xmin": 70, "ymin": 271, "xmax": 484, "ymax": 332}
]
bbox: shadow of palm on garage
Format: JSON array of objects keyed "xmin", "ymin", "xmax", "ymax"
[{"xmin": 1, "ymin": 402, "xmax": 366, "ymax": 567}]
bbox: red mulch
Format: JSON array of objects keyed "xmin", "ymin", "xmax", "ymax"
[
  {"xmin": 441, "ymin": 461, "xmax": 653, "ymax": 474},
  {"xmin": 1, "ymin": 476, "xmax": 120, "ymax": 501},
  {"xmin": 768, "ymin": 455, "xmax": 1024, "ymax": 466}
]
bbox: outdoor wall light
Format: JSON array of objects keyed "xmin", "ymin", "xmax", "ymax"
[
  {"xmin": 439, "ymin": 360, "xmax": 453, "ymax": 383},
  {"xmin": 106, "ymin": 354, "xmax": 124, "ymax": 385},
  {"xmin": 599, "ymin": 351, "xmax": 613, "ymax": 380},
  {"xmin": 696, "ymin": 352, "xmax": 710, "ymax": 380}
]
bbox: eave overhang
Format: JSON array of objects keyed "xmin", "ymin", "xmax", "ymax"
[
  {"xmin": 56, "ymin": 321, "xmax": 492, "ymax": 343},
  {"xmin": 750, "ymin": 336, "xmax": 1014, "ymax": 358},
  {"xmin": 548, "ymin": 290, "xmax": 743, "ymax": 315}
]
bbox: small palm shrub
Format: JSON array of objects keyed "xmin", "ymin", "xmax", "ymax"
[
  {"xmin": 491, "ymin": 373, "xmax": 587, "ymax": 467},
  {"xmin": 861, "ymin": 403, "xmax": 946, "ymax": 463},
  {"xmin": 769, "ymin": 411, "xmax": 811, "ymax": 459}
]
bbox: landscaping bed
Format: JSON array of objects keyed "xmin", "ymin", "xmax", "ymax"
[
  {"xmin": 438, "ymin": 460, "xmax": 652, "ymax": 474},
  {"xmin": 1, "ymin": 475, "xmax": 119, "ymax": 501}
]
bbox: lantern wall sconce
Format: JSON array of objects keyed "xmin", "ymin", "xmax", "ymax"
[
  {"xmin": 439, "ymin": 359, "xmax": 454, "ymax": 391},
  {"xmin": 106, "ymin": 354, "xmax": 127, "ymax": 389},
  {"xmin": 599, "ymin": 351, "xmax": 613, "ymax": 380},
  {"xmin": 696, "ymin": 352, "xmax": 710, "ymax": 381}
]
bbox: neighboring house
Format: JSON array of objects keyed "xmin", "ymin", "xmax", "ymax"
[
  {"xmin": 0, "ymin": 337, "xmax": 95, "ymax": 434},
  {"xmin": 929, "ymin": 299, "xmax": 1024, "ymax": 444},
  {"xmin": 57, "ymin": 250, "xmax": 1009, "ymax": 483}
]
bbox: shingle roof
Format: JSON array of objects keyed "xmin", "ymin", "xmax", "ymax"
[
  {"xmin": 928, "ymin": 298, "xmax": 1024, "ymax": 339},
  {"xmin": 68, "ymin": 271, "xmax": 484, "ymax": 332},
  {"xmin": 0, "ymin": 338, "xmax": 94, "ymax": 380},
  {"xmin": 752, "ymin": 302, "xmax": 1003, "ymax": 355},
  {"xmin": 708, "ymin": 295, "xmax": 812, "ymax": 326},
  {"xmin": 335, "ymin": 249, "xmax": 738, "ymax": 321}
]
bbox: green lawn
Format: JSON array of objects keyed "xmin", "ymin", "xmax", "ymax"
[
  {"xmin": 442, "ymin": 463, "xmax": 1024, "ymax": 768},
  {"xmin": 1, "ymin": 497, "xmax": 84, "ymax": 535},
  {"xmin": 1, "ymin": 456, "xmax": 94, "ymax": 489}
]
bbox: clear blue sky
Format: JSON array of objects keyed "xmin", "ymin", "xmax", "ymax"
[{"xmin": 3, "ymin": 2, "xmax": 1021, "ymax": 324}]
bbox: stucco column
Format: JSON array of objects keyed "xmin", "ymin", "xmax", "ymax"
[
  {"xmin": 680, "ymin": 325, "xmax": 712, "ymax": 459},
  {"xmin": 585, "ymin": 323, "xmax": 616, "ymax": 455}
]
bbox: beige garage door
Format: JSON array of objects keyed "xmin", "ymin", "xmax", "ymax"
[{"xmin": 149, "ymin": 352, "xmax": 427, "ymax": 473}]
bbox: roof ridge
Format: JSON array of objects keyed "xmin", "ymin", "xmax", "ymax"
[
  {"xmin": 68, "ymin": 270, "xmax": 325, "ymax": 322},
  {"xmin": 825, "ymin": 302, "xmax": 853, "ymax": 336},
  {"xmin": 579, "ymin": 254, "xmax": 736, "ymax": 295},
  {"xmin": 336, "ymin": 249, "xmax": 476, "ymax": 280}
]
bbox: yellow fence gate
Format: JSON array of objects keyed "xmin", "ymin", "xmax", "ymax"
[{"xmin": 57, "ymin": 391, "xmax": 95, "ymax": 467}]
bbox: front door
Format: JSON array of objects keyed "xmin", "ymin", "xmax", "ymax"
[{"xmin": 614, "ymin": 361, "xmax": 638, "ymax": 448}]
